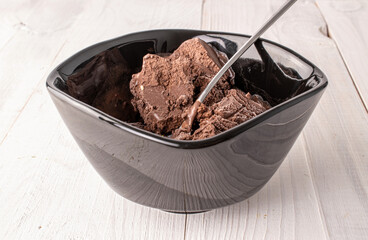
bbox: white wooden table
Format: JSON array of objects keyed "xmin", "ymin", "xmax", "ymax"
[{"xmin": 0, "ymin": 0, "xmax": 367, "ymax": 239}]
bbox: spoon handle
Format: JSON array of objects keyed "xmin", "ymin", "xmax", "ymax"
[{"xmin": 197, "ymin": 0, "xmax": 298, "ymax": 103}]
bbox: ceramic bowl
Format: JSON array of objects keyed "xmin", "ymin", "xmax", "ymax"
[{"xmin": 46, "ymin": 29, "xmax": 327, "ymax": 212}]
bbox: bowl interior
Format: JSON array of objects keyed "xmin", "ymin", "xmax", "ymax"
[{"xmin": 48, "ymin": 30, "xmax": 327, "ymax": 148}]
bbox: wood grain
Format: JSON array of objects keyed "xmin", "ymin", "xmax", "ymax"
[
  {"xmin": 0, "ymin": 0, "xmax": 202, "ymax": 239},
  {"xmin": 0, "ymin": 0, "xmax": 367, "ymax": 239},
  {"xmin": 186, "ymin": 0, "xmax": 368, "ymax": 239},
  {"xmin": 0, "ymin": 89, "xmax": 186, "ymax": 239},
  {"xmin": 316, "ymin": 0, "xmax": 368, "ymax": 111},
  {"xmin": 0, "ymin": 0, "xmax": 202, "ymax": 142}
]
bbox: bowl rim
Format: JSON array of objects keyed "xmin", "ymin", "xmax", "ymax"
[{"xmin": 46, "ymin": 29, "xmax": 328, "ymax": 149}]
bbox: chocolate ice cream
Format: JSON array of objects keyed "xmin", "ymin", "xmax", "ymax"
[
  {"xmin": 67, "ymin": 38, "xmax": 273, "ymax": 140},
  {"xmin": 129, "ymin": 38, "xmax": 234, "ymax": 135},
  {"xmin": 174, "ymin": 89, "xmax": 270, "ymax": 140}
]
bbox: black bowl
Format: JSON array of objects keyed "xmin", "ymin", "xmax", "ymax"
[{"xmin": 46, "ymin": 29, "xmax": 327, "ymax": 213}]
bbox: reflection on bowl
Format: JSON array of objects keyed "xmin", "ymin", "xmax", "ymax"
[{"xmin": 46, "ymin": 30, "xmax": 327, "ymax": 213}]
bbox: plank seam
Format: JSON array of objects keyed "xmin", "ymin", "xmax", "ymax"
[
  {"xmin": 183, "ymin": 213, "xmax": 187, "ymax": 240},
  {"xmin": 331, "ymin": 42, "xmax": 368, "ymax": 113},
  {"xmin": 200, "ymin": 0, "xmax": 206, "ymax": 30},
  {"xmin": 314, "ymin": 0, "xmax": 368, "ymax": 113},
  {"xmin": 0, "ymin": 33, "xmax": 18, "ymax": 53},
  {"xmin": 0, "ymin": 40, "xmax": 67, "ymax": 146},
  {"xmin": 301, "ymin": 133, "xmax": 331, "ymax": 240}
]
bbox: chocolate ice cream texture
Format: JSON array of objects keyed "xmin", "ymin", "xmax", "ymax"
[{"xmin": 67, "ymin": 38, "xmax": 272, "ymax": 140}]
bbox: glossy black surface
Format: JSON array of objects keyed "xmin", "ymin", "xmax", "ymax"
[{"xmin": 46, "ymin": 30, "xmax": 327, "ymax": 212}]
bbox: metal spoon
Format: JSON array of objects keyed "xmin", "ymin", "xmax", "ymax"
[{"xmin": 179, "ymin": 0, "xmax": 298, "ymax": 134}]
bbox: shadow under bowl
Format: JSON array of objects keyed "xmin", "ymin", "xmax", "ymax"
[{"xmin": 46, "ymin": 29, "xmax": 327, "ymax": 213}]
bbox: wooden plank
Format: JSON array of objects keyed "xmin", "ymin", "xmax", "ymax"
[
  {"xmin": 186, "ymin": 0, "xmax": 368, "ymax": 239},
  {"xmin": 0, "ymin": 22, "xmax": 16, "ymax": 51},
  {"xmin": 0, "ymin": 0, "xmax": 31, "ymax": 49},
  {"xmin": 316, "ymin": 0, "xmax": 368, "ymax": 111},
  {"xmin": 186, "ymin": 145, "xmax": 329, "ymax": 240},
  {"xmin": 1, "ymin": 0, "xmax": 368, "ymax": 239},
  {"xmin": 0, "ymin": 0, "xmax": 203, "ymax": 239},
  {"xmin": 0, "ymin": 0, "xmax": 83, "ymax": 143},
  {"xmin": 0, "ymin": 0, "xmax": 202, "ymax": 141},
  {"xmin": 0, "ymin": 85, "xmax": 186, "ymax": 240}
]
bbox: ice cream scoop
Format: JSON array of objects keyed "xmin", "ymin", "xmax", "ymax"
[{"xmin": 179, "ymin": 0, "xmax": 298, "ymax": 134}]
